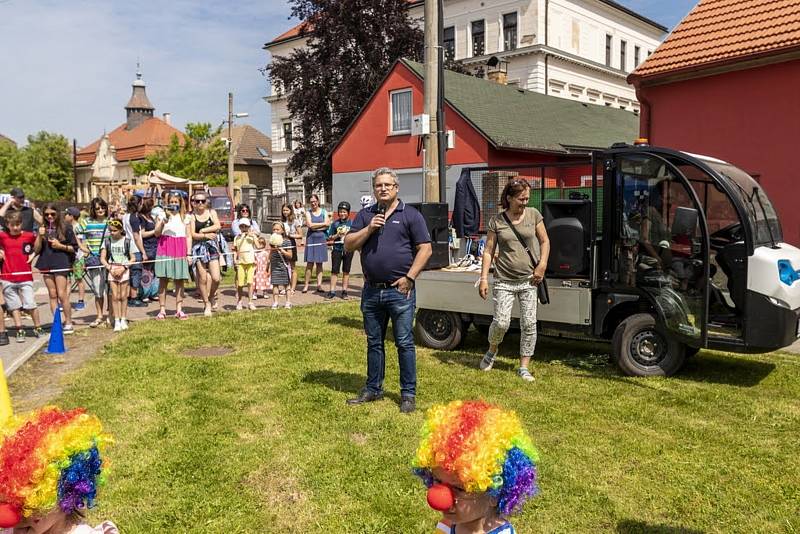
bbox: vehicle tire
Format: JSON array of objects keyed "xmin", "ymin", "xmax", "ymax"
[
  {"xmin": 415, "ymin": 309, "xmax": 464, "ymax": 350},
  {"xmin": 685, "ymin": 346, "xmax": 701, "ymax": 358},
  {"xmin": 612, "ymin": 313, "xmax": 686, "ymax": 376}
]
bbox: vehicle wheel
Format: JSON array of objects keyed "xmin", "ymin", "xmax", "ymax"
[
  {"xmin": 612, "ymin": 313, "xmax": 686, "ymax": 376},
  {"xmin": 415, "ymin": 309, "xmax": 464, "ymax": 350}
]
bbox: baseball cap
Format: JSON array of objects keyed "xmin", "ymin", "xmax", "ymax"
[
  {"xmin": 238, "ymin": 218, "xmax": 251, "ymax": 227},
  {"xmin": 337, "ymin": 201, "xmax": 351, "ymax": 212},
  {"xmin": 65, "ymin": 207, "xmax": 80, "ymax": 217},
  {"xmin": 9, "ymin": 187, "xmax": 24, "ymax": 198}
]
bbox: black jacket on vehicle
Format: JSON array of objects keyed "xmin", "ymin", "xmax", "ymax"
[{"xmin": 452, "ymin": 169, "xmax": 481, "ymax": 237}]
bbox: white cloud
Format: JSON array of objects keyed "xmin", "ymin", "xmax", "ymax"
[{"xmin": 0, "ymin": 0, "xmax": 295, "ymax": 147}]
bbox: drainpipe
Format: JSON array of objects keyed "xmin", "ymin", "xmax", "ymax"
[
  {"xmin": 544, "ymin": 0, "xmax": 549, "ymax": 95},
  {"xmin": 634, "ymin": 85, "xmax": 652, "ymax": 140}
]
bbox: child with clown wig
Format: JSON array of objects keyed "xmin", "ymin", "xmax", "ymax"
[
  {"xmin": 0, "ymin": 407, "xmax": 117, "ymax": 534},
  {"xmin": 412, "ymin": 400, "xmax": 539, "ymax": 534}
]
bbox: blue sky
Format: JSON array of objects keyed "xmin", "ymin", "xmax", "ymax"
[{"xmin": 0, "ymin": 0, "xmax": 695, "ymax": 148}]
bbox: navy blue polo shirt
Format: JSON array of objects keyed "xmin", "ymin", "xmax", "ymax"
[{"xmin": 351, "ymin": 200, "xmax": 431, "ymax": 283}]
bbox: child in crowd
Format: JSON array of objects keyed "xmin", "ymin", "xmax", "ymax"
[
  {"xmin": 253, "ymin": 235, "xmax": 271, "ymax": 299},
  {"xmin": 326, "ymin": 201, "xmax": 353, "ymax": 300},
  {"xmin": 233, "ymin": 219, "xmax": 258, "ymax": 310},
  {"xmin": 0, "ymin": 211, "xmax": 43, "ymax": 343},
  {"xmin": 413, "ymin": 400, "xmax": 540, "ymax": 534},
  {"xmin": 100, "ymin": 219, "xmax": 134, "ymax": 332},
  {"xmin": 64, "ymin": 207, "xmax": 86, "ymax": 311},
  {"xmin": 0, "ymin": 406, "xmax": 116, "ymax": 534},
  {"xmin": 268, "ymin": 222, "xmax": 292, "ymax": 309}
]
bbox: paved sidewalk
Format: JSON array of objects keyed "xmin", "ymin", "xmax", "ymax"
[{"xmin": 2, "ymin": 273, "xmax": 365, "ymax": 377}]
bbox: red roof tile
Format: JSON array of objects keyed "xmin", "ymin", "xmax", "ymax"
[
  {"xmin": 76, "ymin": 117, "xmax": 184, "ymax": 166},
  {"xmin": 632, "ymin": 0, "xmax": 800, "ymax": 80}
]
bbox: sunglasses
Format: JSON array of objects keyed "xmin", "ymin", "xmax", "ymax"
[
  {"xmin": 192, "ymin": 199, "xmax": 207, "ymax": 203},
  {"xmin": 44, "ymin": 212, "xmax": 57, "ymax": 218}
]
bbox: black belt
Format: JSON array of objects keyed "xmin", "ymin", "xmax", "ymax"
[{"xmin": 365, "ymin": 281, "xmax": 393, "ymax": 289}]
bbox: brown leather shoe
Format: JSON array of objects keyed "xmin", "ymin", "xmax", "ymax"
[{"xmin": 346, "ymin": 389, "xmax": 384, "ymax": 405}]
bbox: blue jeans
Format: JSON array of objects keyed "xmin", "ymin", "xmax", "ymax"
[
  {"xmin": 130, "ymin": 252, "xmax": 143, "ymax": 291},
  {"xmin": 360, "ymin": 286, "xmax": 417, "ymax": 398}
]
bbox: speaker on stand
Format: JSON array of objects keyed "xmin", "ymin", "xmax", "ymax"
[
  {"xmin": 542, "ymin": 199, "xmax": 592, "ymax": 277},
  {"xmin": 407, "ymin": 202, "xmax": 450, "ymax": 270}
]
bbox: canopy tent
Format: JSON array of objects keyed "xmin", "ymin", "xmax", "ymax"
[{"xmin": 146, "ymin": 170, "xmax": 205, "ymax": 187}]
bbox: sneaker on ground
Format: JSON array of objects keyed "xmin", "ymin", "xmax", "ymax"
[
  {"xmin": 235, "ymin": 302, "xmax": 243, "ymax": 311},
  {"xmin": 480, "ymin": 351, "xmax": 496, "ymax": 371},
  {"xmin": 284, "ymin": 302, "xmax": 292, "ymax": 309},
  {"xmin": 63, "ymin": 324, "xmax": 75, "ymax": 335},
  {"xmin": 32, "ymin": 327, "xmax": 44, "ymax": 338},
  {"xmin": 271, "ymin": 302, "xmax": 279, "ymax": 309},
  {"xmin": 15, "ymin": 329, "xmax": 25, "ymax": 343},
  {"xmin": 518, "ymin": 367, "xmax": 535, "ymax": 382},
  {"xmin": 0, "ymin": 332, "xmax": 8, "ymax": 346},
  {"xmin": 203, "ymin": 307, "xmax": 212, "ymax": 317},
  {"xmin": 248, "ymin": 303, "xmax": 257, "ymax": 311},
  {"xmin": 73, "ymin": 300, "xmax": 86, "ymax": 311},
  {"xmin": 340, "ymin": 291, "xmax": 348, "ymax": 300},
  {"xmin": 113, "ymin": 320, "xmax": 122, "ymax": 332},
  {"xmin": 325, "ymin": 292, "xmax": 335, "ymax": 299},
  {"xmin": 121, "ymin": 319, "xmax": 129, "ymax": 331}
]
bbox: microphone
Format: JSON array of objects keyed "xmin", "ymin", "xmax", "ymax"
[{"xmin": 376, "ymin": 203, "xmax": 386, "ymax": 235}]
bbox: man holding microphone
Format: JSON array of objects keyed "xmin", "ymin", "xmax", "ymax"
[{"xmin": 345, "ymin": 167, "xmax": 432, "ymax": 413}]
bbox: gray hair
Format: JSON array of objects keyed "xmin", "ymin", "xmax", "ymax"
[{"xmin": 372, "ymin": 167, "xmax": 398, "ymax": 185}]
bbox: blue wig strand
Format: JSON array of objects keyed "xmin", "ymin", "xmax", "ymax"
[
  {"xmin": 496, "ymin": 447, "xmax": 538, "ymax": 515},
  {"xmin": 57, "ymin": 445, "xmax": 102, "ymax": 514}
]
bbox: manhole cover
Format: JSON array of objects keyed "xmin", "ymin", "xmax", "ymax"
[{"xmin": 181, "ymin": 346, "xmax": 235, "ymax": 358}]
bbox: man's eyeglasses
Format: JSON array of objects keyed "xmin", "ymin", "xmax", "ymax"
[{"xmin": 374, "ymin": 183, "xmax": 396, "ymax": 190}]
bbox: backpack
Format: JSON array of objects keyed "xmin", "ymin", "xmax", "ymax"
[{"xmin": 103, "ymin": 237, "xmax": 131, "ymax": 262}]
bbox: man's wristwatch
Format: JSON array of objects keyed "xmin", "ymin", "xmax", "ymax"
[{"xmin": 404, "ymin": 274, "xmax": 415, "ymax": 285}]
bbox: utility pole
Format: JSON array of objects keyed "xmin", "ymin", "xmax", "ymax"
[
  {"xmin": 227, "ymin": 92, "xmax": 235, "ymax": 203},
  {"xmin": 423, "ymin": 0, "xmax": 440, "ymax": 202}
]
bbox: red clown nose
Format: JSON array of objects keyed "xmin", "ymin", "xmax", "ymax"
[
  {"xmin": 427, "ymin": 483, "xmax": 455, "ymax": 511},
  {"xmin": 0, "ymin": 503, "xmax": 21, "ymax": 528}
]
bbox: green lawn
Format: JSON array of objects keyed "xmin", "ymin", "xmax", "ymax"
[{"xmin": 58, "ymin": 302, "xmax": 799, "ymax": 533}]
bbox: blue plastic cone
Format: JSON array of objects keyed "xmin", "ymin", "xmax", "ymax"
[{"xmin": 46, "ymin": 306, "xmax": 66, "ymax": 354}]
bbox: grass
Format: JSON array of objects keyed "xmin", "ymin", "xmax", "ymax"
[{"xmin": 55, "ymin": 302, "xmax": 799, "ymax": 533}]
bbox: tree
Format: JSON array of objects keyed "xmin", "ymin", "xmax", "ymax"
[
  {"xmin": 132, "ymin": 123, "xmax": 228, "ymax": 186},
  {"xmin": 0, "ymin": 131, "xmax": 73, "ymax": 200},
  {"xmin": 268, "ymin": 0, "xmax": 425, "ymax": 194}
]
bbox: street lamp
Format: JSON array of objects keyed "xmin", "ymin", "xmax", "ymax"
[{"xmin": 225, "ymin": 92, "xmax": 249, "ymax": 202}]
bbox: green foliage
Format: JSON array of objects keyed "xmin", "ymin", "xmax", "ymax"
[
  {"xmin": 57, "ymin": 302, "xmax": 800, "ymax": 532},
  {"xmin": 268, "ymin": 0, "xmax": 424, "ymax": 194},
  {"xmin": 0, "ymin": 131, "xmax": 73, "ymax": 200},
  {"xmin": 131, "ymin": 122, "xmax": 228, "ymax": 186}
]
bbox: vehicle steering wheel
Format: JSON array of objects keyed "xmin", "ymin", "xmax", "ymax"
[{"xmin": 710, "ymin": 222, "xmax": 743, "ymax": 248}]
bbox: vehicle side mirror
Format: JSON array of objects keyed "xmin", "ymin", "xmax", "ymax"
[{"xmin": 672, "ymin": 207, "xmax": 698, "ymax": 237}]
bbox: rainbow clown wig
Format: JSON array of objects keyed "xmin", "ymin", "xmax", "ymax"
[
  {"xmin": 0, "ymin": 406, "xmax": 112, "ymax": 527},
  {"xmin": 412, "ymin": 400, "xmax": 539, "ymax": 516}
]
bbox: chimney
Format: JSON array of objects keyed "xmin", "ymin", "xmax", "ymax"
[{"xmin": 162, "ymin": 113, "xmax": 171, "ymax": 125}]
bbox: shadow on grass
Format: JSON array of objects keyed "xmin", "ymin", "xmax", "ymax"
[
  {"xmin": 617, "ymin": 519, "xmax": 704, "ymax": 533},
  {"xmin": 676, "ymin": 351, "xmax": 775, "ymax": 387},
  {"xmin": 301, "ymin": 370, "xmax": 401, "ymax": 404},
  {"xmin": 327, "ymin": 316, "xmax": 363, "ymax": 330}
]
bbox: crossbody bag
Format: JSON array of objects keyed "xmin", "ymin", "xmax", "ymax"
[{"xmin": 501, "ymin": 211, "xmax": 550, "ymax": 305}]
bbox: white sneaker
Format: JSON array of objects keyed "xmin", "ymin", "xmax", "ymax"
[
  {"xmin": 284, "ymin": 302, "xmax": 292, "ymax": 309},
  {"xmin": 121, "ymin": 319, "xmax": 129, "ymax": 331},
  {"xmin": 236, "ymin": 302, "xmax": 243, "ymax": 311},
  {"xmin": 204, "ymin": 306, "xmax": 212, "ymax": 317},
  {"xmin": 63, "ymin": 323, "xmax": 75, "ymax": 335},
  {"xmin": 480, "ymin": 350, "xmax": 496, "ymax": 371},
  {"xmin": 113, "ymin": 320, "xmax": 122, "ymax": 332},
  {"xmin": 271, "ymin": 302, "xmax": 279, "ymax": 310},
  {"xmin": 518, "ymin": 367, "xmax": 535, "ymax": 382}
]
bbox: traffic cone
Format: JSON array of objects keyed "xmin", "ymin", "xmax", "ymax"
[
  {"xmin": 0, "ymin": 359, "xmax": 12, "ymax": 425},
  {"xmin": 45, "ymin": 306, "xmax": 66, "ymax": 354}
]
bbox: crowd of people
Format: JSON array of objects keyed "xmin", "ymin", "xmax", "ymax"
[{"xmin": 0, "ymin": 187, "xmax": 359, "ymax": 344}]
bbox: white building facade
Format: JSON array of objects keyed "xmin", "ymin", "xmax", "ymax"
[{"xmin": 263, "ymin": 0, "xmax": 665, "ymax": 194}]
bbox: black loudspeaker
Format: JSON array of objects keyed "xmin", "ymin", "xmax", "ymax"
[
  {"xmin": 542, "ymin": 199, "xmax": 591, "ymax": 277},
  {"xmin": 407, "ymin": 202, "xmax": 449, "ymax": 270}
]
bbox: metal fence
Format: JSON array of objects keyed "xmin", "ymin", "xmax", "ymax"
[{"xmin": 465, "ymin": 159, "xmax": 604, "ymax": 233}]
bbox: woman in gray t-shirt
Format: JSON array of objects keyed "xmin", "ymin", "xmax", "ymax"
[{"xmin": 477, "ymin": 179, "xmax": 550, "ymax": 382}]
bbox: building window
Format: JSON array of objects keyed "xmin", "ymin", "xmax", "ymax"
[
  {"xmin": 620, "ymin": 40, "xmax": 627, "ymax": 71},
  {"xmin": 634, "ymin": 45, "xmax": 640, "ymax": 66},
  {"xmin": 390, "ymin": 89, "xmax": 412, "ymax": 134},
  {"xmin": 282, "ymin": 122, "xmax": 293, "ymax": 151},
  {"xmin": 471, "ymin": 20, "xmax": 485, "ymax": 57},
  {"xmin": 503, "ymin": 13, "xmax": 518, "ymax": 51},
  {"xmin": 444, "ymin": 26, "xmax": 455, "ymax": 60},
  {"xmin": 605, "ymin": 34, "xmax": 612, "ymax": 66}
]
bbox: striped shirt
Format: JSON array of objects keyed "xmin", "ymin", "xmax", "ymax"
[{"xmin": 79, "ymin": 218, "xmax": 108, "ymax": 256}]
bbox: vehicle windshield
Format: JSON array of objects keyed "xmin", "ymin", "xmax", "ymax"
[
  {"xmin": 211, "ymin": 197, "xmax": 231, "ymax": 214},
  {"xmin": 702, "ymin": 160, "xmax": 782, "ymax": 245}
]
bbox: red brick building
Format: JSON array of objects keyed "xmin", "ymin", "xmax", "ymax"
[{"xmin": 628, "ymin": 0, "xmax": 800, "ymax": 244}]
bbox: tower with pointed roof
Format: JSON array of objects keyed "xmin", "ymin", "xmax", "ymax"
[{"xmin": 125, "ymin": 65, "xmax": 155, "ymax": 130}]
